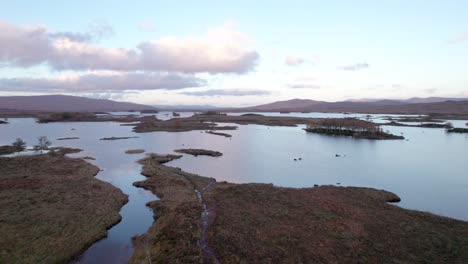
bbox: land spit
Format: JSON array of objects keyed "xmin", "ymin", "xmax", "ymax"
[
  {"xmin": 384, "ymin": 121, "xmax": 452, "ymax": 129},
  {"xmin": 175, "ymin": 148, "xmax": 223, "ymax": 157},
  {"xmin": 37, "ymin": 112, "xmax": 158, "ymax": 123},
  {"xmin": 125, "ymin": 149, "xmax": 145, "ymax": 154},
  {"xmin": 447, "ymin": 128, "xmax": 468, "ymax": 133},
  {"xmin": 0, "ymin": 154, "xmax": 128, "ymax": 263},
  {"xmin": 0, "ymin": 145, "xmax": 17, "ymax": 155},
  {"xmin": 205, "ymin": 131, "xmax": 233, "ymax": 138},
  {"xmin": 100, "ymin": 136, "xmax": 140, "ymax": 140},
  {"xmin": 130, "ymin": 153, "xmax": 468, "ymax": 263},
  {"xmin": 57, "ymin": 137, "xmax": 80, "ymax": 140}
]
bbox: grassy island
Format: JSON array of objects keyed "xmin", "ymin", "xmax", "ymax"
[
  {"xmin": 305, "ymin": 118, "xmax": 404, "ymax": 140},
  {"xmin": 447, "ymin": 128, "xmax": 468, "ymax": 133},
  {"xmin": 175, "ymin": 148, "xmax": 223, "ymax": 157}
]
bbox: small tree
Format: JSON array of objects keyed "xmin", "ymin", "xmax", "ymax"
[
  {"xmin": 34, "ymin": 136, "xmax": 51, "ymax": 153},
  {"xmin": 11, "ymin": 138, "xmax": 27, "ymax": 153},
  {"xmin": 445, "ymin": 122, "xmax": 454, "ymax": 130}
]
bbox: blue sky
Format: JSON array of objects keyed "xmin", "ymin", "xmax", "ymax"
[{"xmin": 1, "ymin": 0, "xmax": 468, "ymax": 106}]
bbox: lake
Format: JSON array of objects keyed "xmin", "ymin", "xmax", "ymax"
[{"xmin": 1, "ymin": 113, "xmax": 467, "ymax": 263}]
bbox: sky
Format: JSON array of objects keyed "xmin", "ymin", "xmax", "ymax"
[{"xmin": 1, "ymin": 0, "xmax": 468, "ymax": 106}]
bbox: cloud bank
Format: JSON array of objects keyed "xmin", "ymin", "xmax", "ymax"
[
  {"xmin": 180, "ymin": 89, "xmax": 270, "ymax": 96},
  {"xmin": 0, "ymin": 72, "xmax": 205, "ymax": 92},
  {"xmin": 0, "ymin": 20, "xmax": 259, "ymax": 74},
  {"xmin": 340, "ymin": 63, "xmax": 370, "ymax": 71},
  {"xmin": 287, "ymin": 83, "xmax": 322, "ymax": 89}
]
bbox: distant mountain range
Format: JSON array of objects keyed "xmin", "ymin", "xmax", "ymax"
[
  {"xmin": 241, "ymin": 97, "xmax": 468, "ymax": 115},
  {"xmin": 346, "ymin": 97, "xmax": 468, "ymax": 104},
  {"xmin": 1, "ymin": 94, "xmax": 468, "ymax": 115},
  {"xmin": 0, "ymin": 95, "xmax": 155, "ymax": 112}
]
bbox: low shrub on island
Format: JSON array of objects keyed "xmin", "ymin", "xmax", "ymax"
[
  {"xmin": 446, "ymin": 128, "xmax": 468, "ymax": 133},
  {"xmin": 305, "ymin": 118, "xmax": 404, "ymax": 140}
]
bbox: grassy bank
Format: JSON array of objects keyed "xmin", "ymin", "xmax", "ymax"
[
  {"xmin": 130, "ymin": 154, "xmax": 213, "ymax": 263},
  {"xmin": 0, "ymin": 155, "xmax": 128, "ymax": 263},
  {"xmin": 131, "ymin": 153, "xmax": 468, "ymax": 263}
]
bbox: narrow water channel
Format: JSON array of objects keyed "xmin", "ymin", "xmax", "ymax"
[{"xmin": 70, "ymin": 151, "xmax": 157, "ymax": 263}]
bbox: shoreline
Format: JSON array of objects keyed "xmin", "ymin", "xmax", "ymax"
[{"xmin": 129, "ymin": 153, "xmax": 468, "ymax": 263}]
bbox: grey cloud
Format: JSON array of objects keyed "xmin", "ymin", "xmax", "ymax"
[
  {"xmin": 181, "ymin": 89, "xmax": 270, "ymax": 96},
  {"xmin": 47, "ymin": 21, "xmax": 113, "ymax": 43},
  {"xmin": 0, "ymin": 22, "xmax": 53, "ymax": 66},
  {"xmin": 0, "ymin": 72, "xmax": 205, "ymax": 93},
  {"xmin": 340, "ymin": 63, "xmax": 370, "ymax": 71}
]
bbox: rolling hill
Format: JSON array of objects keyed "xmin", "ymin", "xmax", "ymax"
[
  {"xmin": 241, "ymin": 98, "xmax": 468, "ymax": 115},
  {"xmin": 0, "ymin": 95, "xmax": 156, "ymax": 112}
]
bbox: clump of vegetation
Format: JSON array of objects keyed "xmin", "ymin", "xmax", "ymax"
[
  {"xmin": 33, "ymin": 136, "xmax": 51, "ymax": 153},
  {"xmin": 12, "ymin": 138, "xmax": 27, "ymax": 153},
  {"xmin": 305, "ymin": 118, "xmax": 404, "ymax": 140}
]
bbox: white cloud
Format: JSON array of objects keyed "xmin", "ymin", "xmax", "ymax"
[
  {"xmin": 285, "ymin": 55, "xmax": 305, "ymax": 66},
  {"xmin": 0, "ymin": 20, "xmax": 259, "ymax": 74}
]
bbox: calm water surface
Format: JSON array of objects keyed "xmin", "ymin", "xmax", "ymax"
[{"xmin": 1, "ymin": 113, "xmax": 467, "ymax": 263}]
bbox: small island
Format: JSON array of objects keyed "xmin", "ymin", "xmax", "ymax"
[
  {"xmin": 174, "ymin": 148, "xmax": 223, "ymax": 157},
  {"xmin": 447, "ymin": 128, "xmax": 468, "ymax": 133},
  {"xmin": 100, "ymin": 136, "xmax": 140, "ymax": 140},
  {"xmin": 57, "ymin": 137, "xmax": 80, "ymax": 140},
  {"xmin": 304, "ymin": 118, "xmax": 404, "ymax": 140},
  {"xmin": 205, "ymin": 131, "xmax": 232, "ymax": 138},
  {"xmin": 125, "ymin": 149, "xmax": 145, "ymax": 154}
]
